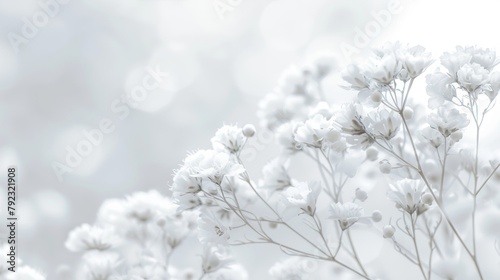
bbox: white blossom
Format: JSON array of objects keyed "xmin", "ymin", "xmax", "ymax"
[
  {"xmin": 427, "ymin": 107, "xmax": 469, "ymax": 137},
  {"xmin": 387, "ymin": 179, "xmax": 428, "ymax": 215},
  {"xmin": 283, "ymin": 181, "xmax": 321, "ymax": 216},
  {"xmin": 211, "ymin": 125, "xmax": 246, "ymax": 154},
  {"xmin": 329, "ymin": 202, "xmax": 364, "ymax": 230},
  {"xmin": 65, "ymin": 224, "xmax": 121, "ymax": 252},
  {"xmin": 198, "ymin": 212, "xmax": 230, "ymax": 245}
]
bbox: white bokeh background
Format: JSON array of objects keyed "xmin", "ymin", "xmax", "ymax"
[{"xmin": 1, "ymin": 0, "xmax": 500, "ymax": 278}]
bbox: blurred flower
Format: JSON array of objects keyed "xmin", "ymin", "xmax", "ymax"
[
  {"xmin": 81, "ymin": 251, "xmax": 121, "ymax": 280},
  {"xmin": 276, "ymin": 122, "xmax": 301, "ymax": 152},
  {"xmin": 201, "ymin": 246, "xmax": 233, "ymax": 274},
  {"xmin": 426, "ymin": 70, "xmax": 456, "ymax": 108},
  {"xmin": 260, "ymin": 158, "xmax": 292, "ymax": 192},
  {"xmin": 329, "ymin": 202, "xmax": 364, "ymax": 230},
  {"xmin": 283, "ymin": 181, "xmax": 321, "ymax": 216},
  {"xmin": 65, "ymin": 224, "xmax": 121, "ymax": 252},
  {"xmin": 126, "ymin": 257, "xmax": 168, "ymax": 280},
  {"xmin": 268, "ymin": 257, "xmax": 315, "ymax": 280}
]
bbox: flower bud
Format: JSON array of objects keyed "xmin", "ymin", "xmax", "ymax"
[
  {"xmin": 242, "ymin": 124, "xmax": 256, "ymax": 137},
  {"xmin": 269, "ymin": 222, "xmax": 278, "ymax": 229},
  {"xmin": 379, "ymin": 160, "xmax": 392, "ymax": 174},
  {"xmin": 355, "ymin": 188, "xmax": 368, "ymax": 202},
  {"xmin": 371, "ymin": 210, "xmax": 382, "ymax": 222},
  {"xmin": 383, "ymin": 225, "xmax": 395, "ymax": 238},
  {"xmin": 371, "ymin": 91, "xmax": 383, "ymax": 103},
  {"xmin": 422, "ymin": 193, "xmax": 433, "ymax": 205},
  {"xmin": 403, "ymin": 107, "xmax": 414, "ymax": 120},
  {"xmin": 450, "ymin": 130, "xmax": 463, "ymax": 142},
  {"xmin": 366, "ymin": 147, "xmax": 379, "ymax": 161}
]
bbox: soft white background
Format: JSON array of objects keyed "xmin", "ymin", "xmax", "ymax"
[{"xmin": 1, "ymin": 0, "xmax": 500, "ymax": 278}]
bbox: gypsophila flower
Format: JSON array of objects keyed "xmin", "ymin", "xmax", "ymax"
[
  {"xmin": 126, "ymin": 257, "xmax": 168, "ymax": 280},
  {"xmin": 172, "ymin": 166, "xmax": 202, "ymax": 194},
  {"xmin": 260, "ymin": 158, "xmax": 292, "ymax": 191},
  {"xmin": 201, "ymin": 246, "xmax": 233, "ymax": 274},
  {"xmin": 294, "ymin": 114, "xmax": 345, "ymax": 151},
  {"xmin": 283, "ymin": 181, "xmax": 321, "ymax": 216},
  {"xmin": 396, "ymin": 45, "xmax": 433, "ymax": 78},
  {"xmin": 268, "ymin": 257, "xmax": 315, "ymax": 280},
  {"xmin": 187, "ymin": 150, "xmax": 245, "ymax": 185},
  {"xmin": 211, "ymin": 125, "xmax": 246, "ymax": 154},
  {"xmin": 457, "ymin": 63, "xmax": 490, "ymax": 93},
  {"xmin": 329, "ymin": 202, "xmax": 364, "ymax": 230},
  {"xmin": 81, "ymin": 251, "xmax": 121, "ymax": 280},
  {"xmin": 65, "ymin": 224, "xmax": 121, "ymax": 252},
  {"xmin": 426, "ymin": 70, "xmax": 456, "ymax": 108},
  {"xmin": 364, "ymin": 109, "xmax": 401, "ymax": 140},
  {"xmin": 427, "ymin": 107, "xmax": 469, "ymax": 137},
  {"xmin": 336, "ymin": 103, "xmax": 373, "ymax": 149},
  {"xmin": 198, "ymin": 212, "xmax": 230, "ymax": 245},
  {"xmin": 420, "ymin": 127, "xmax": 444, "ymax": 148},
  {"xmin": 387, "ymin": 179, "xmax": 428, "ymax": 215},
  {"xmin": 276, "ymin": 122, "xmax": 301, "ymax": 152}
]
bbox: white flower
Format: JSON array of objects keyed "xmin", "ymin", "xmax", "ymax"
[
  {"xmin": 420, "ymin": 127, "xmax": 444, "ymax": 148},
  {"xmin": 201, "ymin": 246, "xmax": 233, "ymax": 274},
  {"xmin": 171, "ymin": 166, "xmax": 202, "ymax": 194},
  {"xmin": 427, "ymin": 107, "xmax": 469, "ymax": 137},
  {"xmin": 211, "ymin": 125, "xmax": 246, "ymax": 154},
  {"xmin": 283, "ymin": 181, "xmax": 321, "ymax": 216},
  {"xmin": 260, "ymin": 158, "xmax": 292, "ymax": 191},
  {"xmin": 396, "ymin": 45, "xmax": 433, "ymax": 78},
  {"xmin": 269, "ymin": 257, "xmax": 315, "ymax": 280},
  {"xmin": 335, "ymin": 103, "xmax": 373, "ymax": 149},
  {"xmin": 329, "ymin": 202, "xmax": 364, "ymax": 230},
  {"xmin": 186, "ymin": 150, "xmax": 245, "ymax": 185},
  {"xmin": 81, "ymin": 252, "xmax": 121, "ymax": 280},
  {"xmin": 387, "ymin": 179, "xmax": 427, "ymax": 214},
  {"xmin": 172, "ymin": 192, "xmax": 202, "ymax": 211},
  {"xmin": 457, "ymin": 63, "xmax": 490, "ymax": 93},
  {"xmin": 127, "ymin": 257, "xmax": 168, "ymax": 280},
  {"xmin": 276, "ymin": 122, "xmax": 301, "ymax": 152},
  {"xmin": 308, "ymin": 101, "xmax": 335, "ymax": 119},
  {"xmin": 364, "ymin": 52, "xmax": 401, "ymax": 85},
  {"xmin": 303, "ymin": 51, "xmax": 337, "ymax": 80},
  {"xmin": 65, "ymin": 224, "xmax": 121, "ymax": 252},
  {"xmin": 342, "ymin": 64, "xmax": 370, "ymax": 90},
  {"xmin": 364, "ymin": 109, "xmax": 401, "ymax": 140},
  {"xmin": 198, "ymin": 212, "xmax": 230, "ymax": 245},
  {"xmin": 440, "ymin": 48, "xmax": 472, "ymax": 78},
  {"xmin": 159, "ymin": 211, "xmax": 197, "ymax": 248},
  {"xmin": 257, "ymin": 93, "xmax": 309, "ymax": 131},
  {"xmin": 462, "ymin": 46, "xmax": 498, "ymax": 71},
  {"xmin": 294, "ymin": 114, "xmax": 343, "ymax": 149},
  {"xmin": 426, "ymin": 70, "xmax": 456, "ymax": 108}
]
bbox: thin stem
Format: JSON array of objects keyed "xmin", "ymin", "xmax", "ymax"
[{"xmin": 410, "ymin": 214, "xmax": 428, "ymax": 280}]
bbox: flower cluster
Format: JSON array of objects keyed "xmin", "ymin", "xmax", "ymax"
[
  {"xmin": 427, "ymin": 46, "xmax": 500, "ymax": 108},
  {"xmin": 63, "ymin": 43, "xmax": 500, "ymax": 280}
]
